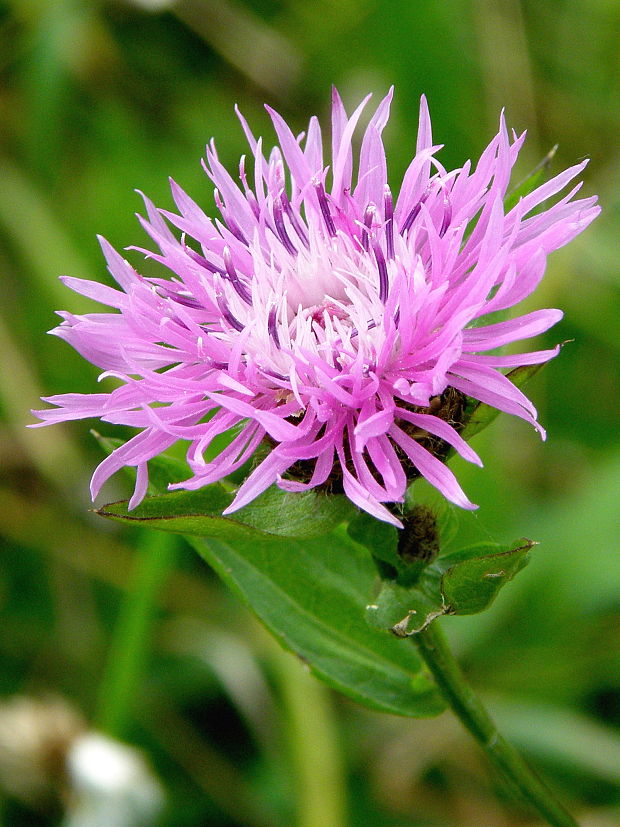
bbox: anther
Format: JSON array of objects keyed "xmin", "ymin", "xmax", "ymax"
[
  {"xmin": 401, "ymin": 190, "xmax": 428, "ymax": 234},
  {"xmin": 239, "ymin": 157, "xmax": 260, "ymax": 218},
  {"xmin": 215, "ymin": 290, "xmax": 244, "ymax": 332},
  {"xmin": 314, "ymin": 180, "xmax": 336, "ymax": 237},
  {"xmin": 184, "ymin": 245, "xmax": 218, "ymax": 273},
  {"xmin": 384, "ymin": 185, "xmax": 394, "ymax": 259},
  {"xmin": 214, "ymin": 189, "xmax": 248, "ymax": 245},
  {"xmin": 439, "ymin": 194, "xmax": 452, "ymax": 238},
  {"xmin": 239, "ymin": 155, "xmax": 248, "ymax": 188},
  {"xmin": 223, "ymin": 246, "xmax": 252, "ymax": 304},
  {"xmin": 281, "ymin": 191, "xmax": 309, "ymax": 248},
  {"xmin": 226, "ymin": 217, "xmax": 248, "ymax": 245},
  {"xmin": 274, "ymin": 159, "xmax": 286, "ymax": 192},
  {"xmin": 401, "ymin": 203, "xmax": 421, "ymax": 234},
  {"xmin": 362, "ymin": 204, "xmax": 376, "ymax": 252},
  {"xmin": 268, "ymin": 305, "xmax": 281, "ymax": 349},
  {"xmin": 168, "ymin": 291, "xmax": 201, "ymax": 309},
  {"xmin": 373, "ymin": 241, "xmax": 389, "ymax": 303},
  {"xmin": 273, "ymin": 198, "xmax": 297, "ymax": 255}
]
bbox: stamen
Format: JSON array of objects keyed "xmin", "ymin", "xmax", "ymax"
[
  {"xmin": 154, "ymin": 284, "xmax": 202, "ymax": 310},
  {"xmin": 273, "ymin": 198, "xmax": 297, "ymax": 255},
  {"xmin": 239, "ymin": 157, "xmax": 260, "ymax": 219},
  {"xmin": 246, "ymin": 190, "xmax": 260, "ymax": 219},
  {"xmin": 268, "ymin": 305, "xmax": 281, "ymax": 349},
  {"xmin": 362, "ymin": 204, "xmax": 376, "ymax": 252},
  {"xmin": 214, "ymin": 188, "xmax": 248, "ymax": 245},
  {"xmin": 168, "ymin": 291, "xmax": 201, "ymax": 309},
  {"xmin": 215, "ymin": 290, "xmax": 244, "ymax": 332},
  {"xmin": 439, "ymin": 194, "xmax": 452, "ymax": 237},
  {"xmin": 314, "ymin": 180, "xmax": 336, "ymax": 237},
  {"xmin": 384, "ymin": 185, "xmax": 394, "ymax": 259},
  {"xmin": 262, "ymin": 368, "xmax": 288, "ymax": 381},
  {"xmin": 401, "ymin": 190, "xmax": 428, "ymax": 234},
  {"xmin": 184, "ymin": 245, "xmax": 219, "ymax": 273},
  {"xmin": 223, "ymin": 246, "xmax": 252, "ymax": 304},
  {"xmin": 226, "ymin": 217, "xmax": 248, "ymax": 245},
  {"xmin": 401, "ymin": 203, "xmax": 421, "ymax": 234},
  {"xmin": 350, "ymin": 319, "xmax": 378, "ymax": 340},
  {"xmin": 274, "ymin": 159, "xmax": 286, "ymax": 192},
  {"xmin": 373, "ymin": 242, "xmax": 389, "ymax": 303},
  {"xmin": 239, "ymin": 155, "xmax": 249, "ymax": 190},
  {"xmin": 281, "ymin": 191, "xmax": 309, "ymax": 248}
]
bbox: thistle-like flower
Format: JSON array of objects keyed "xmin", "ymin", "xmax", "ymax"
[{"xmin": 33, "ymin": 89, "xmax": 599, "ymax": 525}]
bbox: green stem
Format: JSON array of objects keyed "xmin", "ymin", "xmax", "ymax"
[
  {"xmin": 273, "ymin": 646, "xmax": 347, "ymax": 827},
  {"xmin": 96, "ymin": 530, "xmax": 178, "ymax": 739},
  {"xmin": 414, "ymin": 622, "xmax": 577, "ymax": 827}
]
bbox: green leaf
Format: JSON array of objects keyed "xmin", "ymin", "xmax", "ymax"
[
  {"xmin": 94, "ymin": 436, "xmax": 445, "ymax": 717},
  {"xmin": 433, "ymin": 541, "xmax": 522, "ymax": 568},
  {"xmin": 97, "ymin": 486, "xmax": 355, "ymax": 541},
  {"xmin": 438, "ymin": 540, "xmax": 533, "ymax": 615},
  {"xmin": 188, "ymin": 529, "xmax": 444, "ymax": 717},
  {"xmin": 347, "ymin": 510, "xmax": 400, "ymax": 576},
  {"xmin": 233, "ymin": 485, "xmax": 356, "ymax": 538},
  {"xmin": 459, "ymin": 363, "xmax": 547, "ymax": 443},
  {"xmin": 92, "ymin": 432, "xmax": 354, "ymax": 540},
  {"xmin": 367, "ymin": 539, "xmax": 534, "ymax": 637},
  {"xmin": 366, "ymin": 580, "xmax": 448, "ymax": 636},
  {"xmin": 100, "ymin": 494, "xmax": 444, "ymax": 715},
  {"xmin": 348, "ymin": 506, "xmax": 444, "ymax": 588}
]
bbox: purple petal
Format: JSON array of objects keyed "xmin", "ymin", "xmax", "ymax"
[
  {"xmin": 33, "ymin": 88, "xmax": 599, "ymax": 525},
  {"xmin": 389, "ymin": 425, "xmax": 478, "ymax": 510},
  {"xmin": 463, "ymin": 309, "xmax": 563, "ymax": 351},
  {"xmin": 355, "ymin": 87, "xmax": 393, "ymax": 210},
  {"xmin": 336, "ymin": 446, "xmax": 403, "ymax": 527},
  {"xmin": 224, "ymin": 449, "xmax": 293, "ymax": 513},
  {"xmin": 396, "ymin": 409, "xmax": 482, "ymax": 466}
]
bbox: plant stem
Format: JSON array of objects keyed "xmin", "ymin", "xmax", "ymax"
[
  {"xmin": 413, "ymin": 622, "xmax": 578, "ymax": 827},
  {"xmin": 96, "ymin": 530, "xmax": 178, "ymax": 739},
  {"xmin": 273, "ymin": 645, "xmax": 347, "ymax": 827}
]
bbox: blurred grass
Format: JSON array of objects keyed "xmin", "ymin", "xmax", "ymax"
[{"xmin": 0, "ymin": 0, "xmax": 619, "ymax": 825}]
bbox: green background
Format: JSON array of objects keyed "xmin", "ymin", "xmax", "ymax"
[{"xmin": 1, "ymin": 0, "xmax": 619, "ymax": 824}]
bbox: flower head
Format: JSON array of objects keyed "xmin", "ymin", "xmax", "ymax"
[{"xmin": 33, "ymin": 89, "xmax": 599, "ymax": 526}]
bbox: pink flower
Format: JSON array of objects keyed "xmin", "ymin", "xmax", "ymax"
[{"xmin": 33, "ymin": 89, "xmax": 599, "ymax": 526}]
